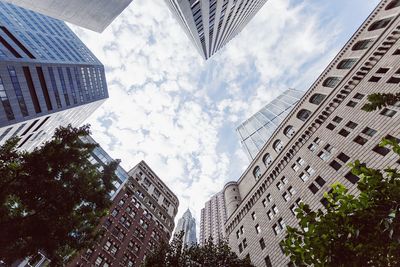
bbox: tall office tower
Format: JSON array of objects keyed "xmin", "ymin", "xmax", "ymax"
[
  {"xmin": 68, "ymin": 161, "xmax": 179, "ymax": 267},
  {"xmin": 222, "ymin": 1, "xmax": 400, "ymax": 266},
  {"xmin": 164, "ymin": 0, "xmax": 268, "ymax": 59},
  {"xmin": 1, "ymin": 0, "xmax": 133, "ymax": 32},
  {"xmin": 0, "ymin": 2, "xmax": 108, "ymax": 151},
  {"xmin": 175, "ymin": 209, "xmax": 198, "ymax": 246},
  {"xmin": 237, "ymin": 89, "xmax": 303, "ymax": 161},
  {"xmin": 199, "ymin": 191, "xmax": 227, "ymax": 246}
]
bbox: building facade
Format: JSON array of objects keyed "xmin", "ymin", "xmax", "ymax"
[
  {"xmin": 164, "ymin": 0, "xmax": 268, "ymax": 59},
  {"xmin": 175, "ymin": 209, "xmax": 198, "ymax": 246},
  {"xmin": 237, "ymin": 89, "xmax": 303, "ymax": 161},
  {"xmin": 1, "ymin": 0, "xmax": 132, "ymax": 32},
  {"xmin": 0, "ymin": 1, "xmax": 108, "ymax": 151},
  {"xmin": 68, "ymin": 161, "xmax": 179, "ymax": 267},
  {"xmin": 222, "ymin": 0, "xmax": 400, "ymax": 266},
  {"xmin": 199, "ymin": 191, "xmax": 227, "ymax": 246}
]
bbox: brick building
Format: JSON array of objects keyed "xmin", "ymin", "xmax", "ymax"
[
  {"xmin": 68, "ymin": 161, "xmax": 179, "ymax": 267},
  {"xmin": 222, "ymin": 0, "xmax": 400, "ymax": 266}
]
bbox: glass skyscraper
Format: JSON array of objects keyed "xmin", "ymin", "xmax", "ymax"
[
  {"xmin": 174, "ymin": 209, "xmax": 197, "ymax": 246},
  {"xmin": 0, "ymin": 1, "xmax": 109, "ymax": 151},
  {"xmin": 237, "ymin": 89, "xmax": 304, "ymax": 161},
  {"xmin": 164, "ymin": 0, "xmax": 268, "ymax": 59}
]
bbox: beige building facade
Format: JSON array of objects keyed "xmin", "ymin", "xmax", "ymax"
[{"xmin": 222, "ymin": 0, "xmax": 400, "ymax": 266}]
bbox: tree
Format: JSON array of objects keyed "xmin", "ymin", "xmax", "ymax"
[
  {"xmin": 143, "ymin": 232, "xmax": 254, "ymax": 267},
  {"xmin": 0, "ymin": 125, "xmax": 118, "ymax": 266},
  {"xmin": 361, "ymin": 92, "xmax": 400, "ymax": 112},
  {"xmin": 281, "ymin": 138, "xmax": 400, "ymax": 266}
]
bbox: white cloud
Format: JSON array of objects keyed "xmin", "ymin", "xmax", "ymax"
[{"xmin": 74, "ymin": 0, "xmax": 379, "ymax": 238}]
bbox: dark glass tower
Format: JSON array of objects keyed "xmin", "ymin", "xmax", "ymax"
[{"xmin": 0, "ymin": 1, "xmax": 109, "ymax": 151}]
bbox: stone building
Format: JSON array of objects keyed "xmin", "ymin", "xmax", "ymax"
[
  {"xmin": 222, "ymin": 0, "xmax": 400, "ymax": 266},
  {"xmin": 68, "ymin": 161, "xmax": 179, "ymax": 267},
  {"xmin": 199, "ymin": 191, "xmax": 227, "ymax": 245}
]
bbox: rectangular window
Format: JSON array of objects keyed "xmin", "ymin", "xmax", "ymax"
[
  {"xmin": 326, "ymin": 123, "xmax": 336, "ymax": 130},
  {"xmin": 353, "ymin": 93, "xmax": 365, "ymax": 99},
  {"xmin": 376, "ymin": 67, "xmax": 389, "ymax": 74},
  {"xmin": 267, "ymin": 194, "xmax": 272, "ymax": 202},
  {"xmin": 330, "ymin": 160, "xmax": 342, "ymax": 171},
  {"xmin": 239, "ymin": 243, "xmax": 243, "ymax": 253},
  {"xmin": 369, "ymin": 76, "xmax": 381, "ymax": 82},
  {"xmin": 346, "ymin": 101, "xmax": 357, "ymax": 107},
  {"xmin": 380, "ymin": 108, "xmax": 396, "ymax": 117},
  {"xmin": 345, "ymin": 121, "xmax": 358, "ymax": 129},
  {"xmin": 318, "ymin": 151, "xmax": 330, "ymax": 161},
  {"xmin": 278, "ymin": 218, "xmax": 286, "ymax": 229},
  {"xmin": 291, "ymin": 163, "xmax": 299, "ymax": 172},
  {"xmin": 267, "ymin": 210, "xmax": 273, "ymax": 220},
  {"xmin": 296, "ymin": 157, "xmax": 305, "ymax": 166},
  {"xmin": 353, "ymin": 135, "xmax": 368, "ymax": 145},
  {"xmin": 308, "ymin": 183, "xmax": 319, "ymax": 194},
  {"xmin": 255, "ymin": 224, "xmax": 261, "ymax": 234},
  {"xmin": 243, "ymin": 238, "xmax": 247, "ymax": 248},
  {"xmin": 282, "ymin": 192, "xmax": 290, "ymax": 202},
  {"xmin": 272, "ymin": 205, "xmax": 278, "ymax": 214},
  {"xmin": 259, "ymin": 238, "xmax": 266, "ymax": 250},
  {"xmin": 332, "ymin": 116, "xmax": 343, "ymax": 123},
  {"xmin": 372, "ymin": 144, "xmax": 390, "ymax": 156},
  {"xmin": 265, "ymin": 256, "xmax": 272, "ymax": 267},
  {"xmin": 339, "ymin": 129, "xmax": 350, "ymax": 137},
  {"xmin": 276, "ymin": 182, "xmax": 283, "ymax": 190},
  {"xmin": 308, "ymin": 143, "xmax": 317, "ymax": 152},
  {"xmin": 0, "ymin": 76, "xmax": 15, "ymax": 120},
  {"xmin": 315, "ymin": 176, "xmax": 326, "ymax": 187},
  {"xmin": 273, "ymin": 224, "xmax": 281, "ymax": 235},
  {"xmin": 305, "ymin": 166, "xmax": 315, "ymax": 176},
  {"xmin": 337, "ymin": 152, "xmax": 350, "ymax": 163},
  {"xmin": 299, "ymin": 172, "xmax": 309, "ymax": 182},
  {"xmin": 387, "ymin": 77, "xmax": 400, "ymax": 84},
  {"xmin": 262, "ymin": 199, "xmax": 267, "ymax": 207},
  {"xmin": 345, "ymin": 171, "xmax": 360, "ymax": 184},
  {"xmin": 290, "ymin": 204, "xmax": 297, "ymax": 215},
  {"xmin": 36, "ymin": 67, "xmax": 52, "ymax": 110},
  {"xmin": 22, "ymin": 67, "xmax": 41, "ymax": 113},
  {"xmin": 281, "ymin": 176, "xmax": 288, "ymax": 184},
  {"xmin": 362, "ymin": 127, "xmax": 377, "ymax": 137},
  {"xmin": 251, "ymin": 212, "xmax": 256, "ymax": 220},
  {"xmin": 48, "ymin": 67, "xmax": 62, "ymax": 108},
  {"xmin": 8, "ymin": 66, "xmax": 28, "ymax": 116},
  {"xmin": 288, "ymin": 186, "xmax": 296, "ymax": 195}
]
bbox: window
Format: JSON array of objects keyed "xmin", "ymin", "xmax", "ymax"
[
  {"xmin": 318, "ymin": 151, "xmax": 330, "ymax": 161},
  {"xmin": 299, "ymin": 172, "xmax": 309, "ymax": 182},
  {"xmin": 265, "ymin": 256, "xmax": 272, "ymax": 267},
  {"xmin": 332, "ymin": 116, "xmax": 343, "ymax": 123},
  {"xmin": 267, "ymin": 210, "xmax": 273, "ymax": 220},
  {"xmin": 272, "ymin": 205, "xmax": 278, "ymax": 214},
  {"xmin": 337, "ymin": 152, "xmax": 350, "ymax": 163},
  {"xmin": 346, "ymin": 121, "xmax": 358, "ymax": 129},
  {"xmin": 308, "ymin": 183, "xmax": 319, "ymax": 194},
  {"xmin": 315, "ymin": 176, "xmax": 326, "ymax": 187},
  {"xmin": 281, "ymin": 176, "xmax": 288, "ymax": 184},
  {"xmin": 372, "ymin": 144, "xmax": 390, "ymax": 156},
  {"xmin": 386, "ymin": 0, "xmax": 400, "ymax": 10},
  {"xmin": 339, "ymin": 129, "xmax": 350, "ymax": 137},
  {"xmin": 296, "ymin": 157, "xmax": 305, "ymax": 166},
  {"xmin": 236, "ymin": 230, "xmax": 240, "ymax": 239},
  {"xmin": 284, "ymin": 125, "xmax": 295, "ymax": 137},
  {"xmin": 323, "ymin": 77, "xmax": 341, "ymax": 88},
  {"xmin": 368, "ymin": 17, "xmax": 393, "ymax": 31},
  {"xmin": 95, "ymin": 256, "xmax": 103, "ymax": 266},
  {"xmin": 347, "ymin": 101, "xmax": 357, "ymax": 107},
  {"xmin": 387, "ymin": 77, "xmax": 400, "ymax": 84},
  {"xmin": 243, "ymin": 238, "xmax": 247, "ymax": 248},
  {"xmin": 337, "ymin": 58, "xmax": 357, "ymax": 69},
  {"xmin": 326, "ymin": 123, "xmax": 336, "ymax": 130},
  {"xmin": 255, "ymin": 224, "xmax": 261, "ymax": 234},
  {"xmin": 352, "ymin": 39, "xmax": 374, "ymax": 50},
  {"xmin": 111, "ymin": 209, "xmax": 119, "ymax": 217},
  {"xmin": 297, "ymin": 109, "xmax": 311, "ymax": 121},
  {"xmin": 376, "ymin": 67, "xmax": 390, "ymax": 74},
  {"xmin": 288, "ymin": 186, "xmax": 296, "ymax": 195},
  {"xmin": 345, "ymin": 171, "xmax": 360, "ymax": 184},
  {"xmin": 305, "ymin": 166, "xmax": 315, "ymax": 176},
  {"xmin": 273, "ymin": 139, "xmax": 284, "ymax": 152},
  {"xmin": 262, "ymin": 199, "xmax": 267, "ymax": 207},
  {"xmin": 263, "ymin": 153, "xmax": 272, "ymax": 166},
  {"xmin": 369, "ymin": 76, "xmax": 381, "ymax": 82},
  {"xmin": 394, "ymin": 48, "xmax": 400, "ymax": 55},
  {"xmin": 278, "ymin": 218, "xmax": 286, "ymax": 229},
  {"xmin": 283, "ymin": 192, "xmax": 290, "ymax": 202},
  {"xmin": 330, "ymin": 160, "xmax": 342, "ymax": 171},
  {"xmin": 239, "ymin": 243, "xmax": 243, "ymax": 253},
  {"xmin": 354, "ymin": 135, "xmax": 368, "ymax": 145},
  {"xmin": 380, "ymin": 108, "xmax": 396, "ymax": 117},
  {"xmin": 251, "ymin": 212, "xmax": 256, "ymax": 220},
  {"xmin": 8, "ymin": 66, "xmax": 28, "ymax": 116},
  {"xmin": 273, "ymin": 224, "xmax": 281, "ymax": 235},
  {"xmin": 353, "ymin": 93, "xmax": 365, "ymax": 100},
  {"xmin": 308, "ymin": 143, "xmax": 317, "ymax": 152},
  {"xmin": 253, "ymin": 166, "xmax": 262, "ymax": 179},
  {"xmin": 361, "ymin": 127, "xmax": 376, "ymax": 137},
  {"xmin": 276, "ymin": 182, "xmax": 283, "ymax": 190},
  {"xmin": 267, "ymin": 194, "xmax": 272, "ymax": 202},
  {"xmin": 259, "ymin": 238, "xmax": 266, "ymax": 250},
  {"xmin": 291, "ymin": 163, "xmax": 299, "ymax": 172}
]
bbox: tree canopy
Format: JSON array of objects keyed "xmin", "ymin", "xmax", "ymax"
[
  {"xmin": 143, "ymin": 232, "xmax": 254, "ymax": 267},
  {"xmin": 0, "ymin": 125, "xmax": 118, "ymax": 266},
  {"xmin": 361, "ymin": 92, "xmax": 400, "ymax": 112},
  {"xmin": 281, "ymin": 138, "xmax": 400, "ymax": 266}
]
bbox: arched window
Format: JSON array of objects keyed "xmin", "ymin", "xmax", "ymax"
[
  {"xmin": 253, "ymin": 166, "xmax": 261, "ymax": 179},
  {"xmin": 368, "ymin": 17, "xmax": 393, "ymax": 31},
  {"xmin": 284, "ymin": 126, "xmax": 295, "ymax": 137},
  {"xmin": 352, "ymin": 39, "xmax": 374, "ymax": 51},
  {"xmin": 262, "ymin": 153, "xmax": 272, "ymax": 166},
  {"xmin": 309, "ymin": 93, "xmax": 326, "ymax": 105},
  {"xmin": 386, "ymin": 0, "xmax": 400, "ymax": 10},
  {"xmin": 337, "ymin": 58, "xmax": 357, "ymax": 69},
  {"xmin": 297, "ymin": 109, "xmax": 311, "ymax": 121},
  {"xmin": 323, "ymin": 77, "xmax": 341, "ymax": 88},
  {"xmin": 273, "ymin": 140, "xmax": 283, "ymax": 153}
]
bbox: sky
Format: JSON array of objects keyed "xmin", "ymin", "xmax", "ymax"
[{"xmin": 70, "ymin": 0, "xmax": 380, "ymax": 237}]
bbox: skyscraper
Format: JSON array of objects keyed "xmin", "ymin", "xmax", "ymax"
[
  {"xmin": 164, "ymin": 0, "xmax": 268, "ymax": 59},
  {"xmin": 1, "ymin": 0, "xmax": 133, "ymax": 32},
  {"xmin": 237, "ymin": 89, "xmax": 303, "ymax": 161},
  {"xmin": 0, "ymin": 2, "xmax": 108, "ymax": 151},
  {"xmin": 222, "ymin": 1, "xmax": 400, "ymax": 266},
  {"xmin": 199, "ymin": 191, "xmax": 227, "ymax": 245},
  {"xmin": 68, "ymin": 161, "xmax": 179, "ymax": 267},
  {"xmin": 175, "ymin": 209, "xmax": 197, "ymax": 246}
]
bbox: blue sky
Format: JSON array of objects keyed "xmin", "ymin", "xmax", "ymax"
[{"xmin": 71, "ymin": 0, "xmax": 380, "ymax": 236}]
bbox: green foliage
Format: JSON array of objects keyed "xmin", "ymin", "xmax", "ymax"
[
  {"xmin": 281, "ymin": 138, "xmax": 400, "ymax": 266},
  {"xmin": 361, "ymin": 92, "xmax": 400, "ymax": 112},
  {"xmin": 0, "ymin": 125, "xmax": 118, "ymax": 266},
  {"xmin": 143, "ymin": 231, "xmax": 254, "ymax": 267}
]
